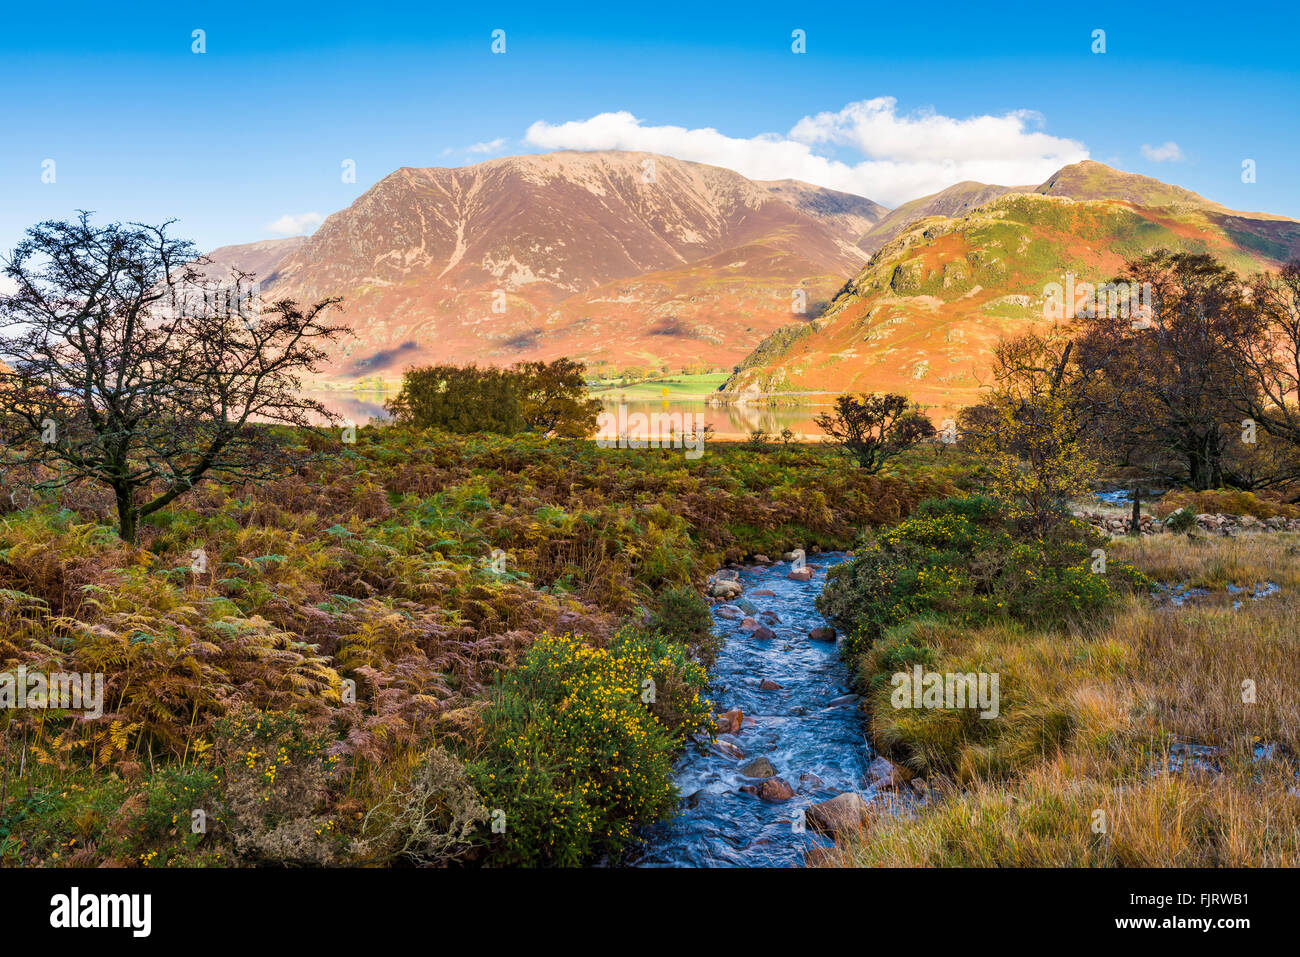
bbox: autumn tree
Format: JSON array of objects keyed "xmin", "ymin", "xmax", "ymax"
[
  {"xmin": 1072, "ymin": 251, "xmax": 1258, "ymax": 491},
  {"xmin": 1224, "ymin": 260, "xmax": 1300, "ymax": 447},
  {"xmin": 0, "ymin": 214, "xmax": 347, "ymax": 542},
  {"xmin": 815, "ymin": 392, "xmax": 935, "ymax": 472},
  {"xmin": 960, "ymin": 330, "xmax": 1099, "ymax": 535}
]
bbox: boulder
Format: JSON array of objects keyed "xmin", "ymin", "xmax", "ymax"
[
  {"xmin": 758, "ymin": 678, "xmax": 783, "ymax": 691},
  {"xmin": 710, "ymin": 739, "xmax": 745, "ymax": 759},
  {"xmin": 751, "ymin": 625, "xmax": 777, "ymax": 641},
  {"xmin": 759, "ymin": 610, "xmax": 781, "ymax": 624},
  {"xmin": 716, "ymin": 708, "xmax": 744, "ymax": 735},
  {"xmin": 715, "ymin": 605, "xmax": 742, "ymax": 620},
  {"xmin": 805, "ymin": 792, "xmax": 871, "ymax": 838},
  {"xmin": 886, "ymin": 763, "xmax": 915, "ymax": 789},
  {"xmin": 740, "ymin": 617, "xmax": 760, "ymax": 631},
  {"xmin": 736, "ymin": 599, "xmax": 759, "ymax": 614},
  {"xmin": 929, "ymin": 773, "xmax": 957, "ymax": 799},
  {"xmin": 740, "ymin": 757, "xmax": 778, "ymax": 778},
  {"xmin": 758, "ymin": 777, "xmax": 795, "ymax": 802},
  {"xmin": 803, "ymin": 846, "xmax": 844, "ymax": 868},
  {"xmin": 808, "ymin": 626, "xmax": 837, "ymax": 643},
  {"xmin": 716, "ymin": 569, "xmax": 740, "ymax": 581},
  {"xmin": 752, "ymin": 555, "xmax": 771, "ymax": 564},
  {"xmin": 709, "ymin": 580, "xmax": 743, "ymax": 599},
  {"xmin": 864, "ymin": 755, "xmax": 896, "ymax": 786},
  {"xmin": 751, "ymin": 589, "xmax": 776, "ymax": 597},
  {"xmin": 827, "ymin": 693, "xmax": 860, "ymax": 707},
  {"xmin": 798, "ymin": 772, "xmax": 826, "ymax": 790},
  {"xmin": 787, "ymin": 567, "xmax": 814, "ymax": 582}
]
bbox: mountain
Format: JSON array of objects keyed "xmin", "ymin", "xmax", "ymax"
[
  {"xmin": 1033, "ymin": 160, "xmax": 1217, "ymax": 207},
  {"xmin": 858, "ymin": 181, "xmax": 1027, "ymax": 254},
  {"xmin": 200, "ymin": 237, "xmax": 305, "ymax": 283},
  {"xmin": 721, "ymin": 163, "xmax": 1300, "ymax": 415},
  {"xmin": 205, "ymin": 151, "xmax": 885, "ymax": 378},
  {"xmin": 755, "ymin": 179, "xmax": 888, "ymax": 256}
]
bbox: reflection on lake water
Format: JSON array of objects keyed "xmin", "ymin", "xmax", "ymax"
[
  {"xmin": 305, "ymin": 391, "xmax": 392, "ymax": 426},
  {"xmin": 303, "ymin": 391, "xmax": 830, "ymax": 440},
  {"xmin": 594, "ymin": 398, "xmax": 827, "ymax": 440}
]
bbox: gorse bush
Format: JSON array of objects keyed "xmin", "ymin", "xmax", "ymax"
[
  {"xmin": 817, "ymin": 496, "xmax": 1149, "ymax": 661},
  {"xmin": 467, "ymin": 631, "xmax": 710, "ymax": 867},
  {"xmin": 0, "ymin": 425, "xmax": 953, "ymax": 867},
  {"xmin": 212, "ymin": 706, "xmax": 347, "ymax": 865}
]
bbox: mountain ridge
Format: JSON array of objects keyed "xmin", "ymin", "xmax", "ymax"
[{"xmin": 207, "ymin": 150, "xmax": 885, "ymax": 376}]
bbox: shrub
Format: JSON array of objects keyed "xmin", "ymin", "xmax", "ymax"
[
  {"xmin": 645, "ymin": 585, "xmax": 719, "ymax": 667},
  {"xmin": 817, "ymin": 496, "xmax": 1146, "ymax": 660},
  {"xmin": 610, "ymin": 626, "xmax": 713, "ymax": 736},
  {"xmin": 1164, "ymin": 506, "xmax": 1197, "ymax": 533},
  {"xmin": 212, "ymin": 706, "xmax": 347, "ymax": 865},
  {"xmin": 1156, "ymin": 488, "xmax": 1299, "ymax": 520},
  {"xmin": 359, "ymin": 747, "xmax": 488, "ymax": 866},
  {"xmin": 467, "ymin": 632, "xmax": 710, "ymax": 866}
]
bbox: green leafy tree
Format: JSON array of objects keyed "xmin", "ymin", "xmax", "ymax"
[
  {"xmin": 510, "ymin": 358, "xmax": 601, "ymax": 436},
  {"xmin": 815, "ymin": 392, "xmax": 935, "ymax": 472},
  {"xmin": 385, "ymin": 364, "xmax": 525, "ymax": 434},
  {"xmin": 386, "ymin": 358, "xmax": 600, "ymax": 437}
]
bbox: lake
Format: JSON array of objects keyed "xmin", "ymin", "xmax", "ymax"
[{"xmin": 304, "ymin": 390, "xmax": 832, "ymax": 441}]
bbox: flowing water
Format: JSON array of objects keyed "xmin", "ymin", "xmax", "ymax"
[{"xmin": 633, "ymin": 552, "xmax": 891, "ymax": 867}]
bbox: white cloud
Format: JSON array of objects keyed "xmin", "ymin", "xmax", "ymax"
[
  {"xmin": 523, "ymin": 98, "xmax": 1089, "ymax": 206},
  {"xmin": 467, "ymin": 137, "xmax": 508, "ymax": 154},
  {"xmin": 1140, "ymin": 141, "xmax": 1184, "ymax": 163},
  {"xmin": 266, "ymin": 212, "xmax": 324, "ymax": 236}
]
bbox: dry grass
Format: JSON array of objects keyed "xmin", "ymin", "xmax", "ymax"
[{"xmin": 831, "ymin": 531, "xmax": 1300, "ymax": 867}]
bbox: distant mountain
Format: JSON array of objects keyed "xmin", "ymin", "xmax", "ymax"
[
  {"xmin": 859, "ymin": 181, "xmax": 1028, "ymax": 253},
  {"xmin": 199, "ymin": 237, "xmax": 305, "ymax": 284},
  {"xmin": 1033, "ymin": 160, "xmax": 1217, "ymax": 207},
  {"xmin": 721, "ymin": 164, "xmax": 1300, "ymax": 413},
  {"xmin": 754, "ymin": 179, "xmax": 888, "ymax": 256},
  {"xmin": 205, "ymin": 151, "xmax": 886, "ymax": 377}
]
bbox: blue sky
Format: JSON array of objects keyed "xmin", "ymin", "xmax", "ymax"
[{"xmin": 2, "ymin": 0, "xmax": 1297, "ymax": 255}]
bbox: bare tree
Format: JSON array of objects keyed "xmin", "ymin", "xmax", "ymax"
[{"xmin": 0, "ymin": 213, "xmax": 347, "ymax": 541}]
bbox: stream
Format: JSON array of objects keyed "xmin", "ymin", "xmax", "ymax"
[{"xmin": 633, "ymin": 552, "xmax": 893, "ymax": 867}]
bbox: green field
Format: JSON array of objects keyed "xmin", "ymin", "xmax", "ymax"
[{"xmin": 589, "ymin": 373, "xmax": 731, "ymax": 400}]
